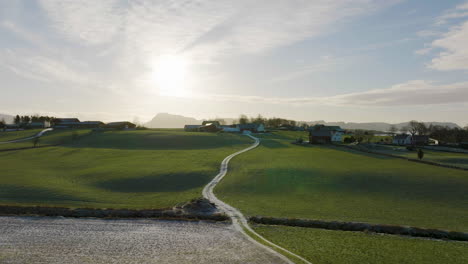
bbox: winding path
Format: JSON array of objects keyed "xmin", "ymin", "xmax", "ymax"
[
  {"xmin": 0, "ymin": 128, "xmax": 53, "ymax": 144},
  {"xmin": 202, "ymin": 134, "xmax": 313, "ymax": 264}
]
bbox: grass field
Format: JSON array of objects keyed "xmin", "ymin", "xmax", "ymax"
[
  {"xmin": 216, "ymin": 131, "xmax": 468, "ymax": 232},
  {"xmin": 254, "ymin": 225, "xmax": 468, "ymax": 264},
  {"xmin": 0, "ymin": 129, "xmax": 92, "ymax": 151},
  {"xmin": 357, "ymin": 144, "xmax": 468, "ymax": 169},
  {"xmin": 0, "ymin": 129, "xmax": 251, "ymax": 209},
  {"xmin": 0, "ymin": 129, "xmax": 42, "ymax": 142}
]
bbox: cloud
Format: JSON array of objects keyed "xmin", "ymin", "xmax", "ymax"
[
  {"xmin": 39, "ymin": 0, "xmax": 123, "ymax": 45},
  {"xmin": 428, "ymin": 20, "xmax": 468, "ymax": 71},
  {"xmin": 198, "ymin": 80, "xmax": 468, "ymax": 107},
  {"xmin": 416, "ymin": 1, "xmax": 468, "ymax": 71},
  {"xmin": 435, "ymin": 1, "xmax": 468, "ymax": 25}
]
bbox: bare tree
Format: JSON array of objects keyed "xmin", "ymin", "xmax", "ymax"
[
  {"xmin": 388, "ymin": 125, "xmax": 397, "ymax": 135},
  {"xmin": 416, "ymin": 122, "xmax": 428, "ymax": 135},
  {"xmin": 408, "ymin": 120, "xmax": 419, "ymax": 136}
]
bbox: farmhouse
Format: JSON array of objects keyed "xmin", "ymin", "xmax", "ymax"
[
  {"xmin": 184, "ymin": 125, "xmax": 201, "ymax": 132},
  {"xmin": 238, "ymin": 123, "xmax": 265, "ymax": 133},
  {"xmin": 392, "ymin": 134, "xmax": 429, "ymax": 145},
  {"xmin": 221, "ymin": 125, "xmax": 240, "ymax": 132},
  {"xmin": 393, "ymin": 134, "xmax": 412, "ymax": 145},
  {"xmin": 202, "ymin": 121, "xmax": 221, "ymax": 128},
  {"xmin": 308, "ymin": 124, "xmax": 344, "ymax": 144},
  {"xmin": 53, "ymin": 118, "xmax": 104, "ymax": 129},
  {"xmin": 199, "ymin": 122, "xmax": 220, "ymax": 132},
  {"xmin": 105, "ymin": 121, "xmax": 136, "ymax": 129}
]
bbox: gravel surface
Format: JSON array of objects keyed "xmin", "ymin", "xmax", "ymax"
[{"xmin": 0, "ymin": 216, "xmax": 286, "ymax": 264}]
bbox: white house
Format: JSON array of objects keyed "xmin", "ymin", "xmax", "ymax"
[
  {"xmin": 308, "ymin": 125, "xmax": 344, "ymax": 143},
  {"xmin": 393, "ymin": 134, "xmax": 412, "ymax": 145}
]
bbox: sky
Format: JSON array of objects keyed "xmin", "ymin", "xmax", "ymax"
[{"xmin": 1, "ymin": 0, "xmax": 468, "ymax": 125}]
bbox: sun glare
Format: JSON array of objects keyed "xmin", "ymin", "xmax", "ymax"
[{"xmin": 151, "ymin": 55, "xmax": 190, "ymax": 97}]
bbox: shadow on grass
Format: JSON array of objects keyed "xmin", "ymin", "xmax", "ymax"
[
  {"xmin": 95, "ymin": 172, "xmax": 211, "ymax": 193},
  {"xmin": 63, "ymin": 132, "xmax": 250, "ymax": 151},
  {"xmin": 327, "ymin": 145, "xmax": 394, "ymax": 160},
  {"xmin": 0, "ymin": 185, "xmax": 89, "ymax": 204},
  {"xmin": 229, "ymin": 167, "xmax": 468, "ymax": 204}
]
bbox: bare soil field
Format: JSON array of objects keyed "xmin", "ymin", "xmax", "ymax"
[{"xmin": 0, "ymin": 216, "xmax": 286, "ymax": 264}]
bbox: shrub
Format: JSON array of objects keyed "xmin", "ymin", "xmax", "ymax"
[{"xmin": 417, "ymin": 149, "xmax": 424, "ymax": 160}]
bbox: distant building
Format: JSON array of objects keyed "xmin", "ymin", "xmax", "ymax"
[
  {"xmin": 202, "ymin": 121, "xmax": 221, "ymax": 128},
  {"xmin": 221, "ymin": 125, "xmax": 240, "ymax": 133},
  {"xmin": 308, "ymin": 124, "xmax": 344, "ymax": 144},
  {"xmin": 53, "ymin": 118, "xmax": 103, "ymax": 129},
  {"xmin": 184, "ymin": 125, "xmax": 201, "ymax": 132},
  {"xmin": 393, "ymin": 134, "xmax": 412, "ymax": 145},
  {"xmin": 238, "ymin": 123, "xmax": 265, "ymax": 133},
  {"xmin": 104, "ymin": 121, "xmax": 136, "ymax": 129},
  {"xmin": 392, "ymin": 134, "xmax": 429, "ymax": 145},
  {"xmin": 411, "ymin": 135, "xmax": 429, "ymax": 145},
  {"xmin": 199, "ymin": 123, "xmax": 220, "ymax": 132}
]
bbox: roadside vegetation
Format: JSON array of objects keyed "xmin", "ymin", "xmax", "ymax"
[
  {"xmin": 216, "ymin": 131, "xmax": 468, "ymax": 232},
  {"xmin": 254, "ymin": 225, "xmax": 468, "ymax": 264},
  {"xmin": 0, "ymin": 129, "xmax": 251, "ymax": 209}
]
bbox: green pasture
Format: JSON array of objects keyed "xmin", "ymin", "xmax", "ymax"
[
  {"xmin": 0, "ymin": 130, "xmax": 251, "ymax": 209},
  {"xmin": 0, "ymin": 129, "xmax": 42, "ymax": 142},
  {"xmin": 216, "ymin": 131, "xmax": 468, "ymax": 231},
  {"xmin": 254, "ymin": 225, "xmax": 468, "ymax": 264},
  {"xmin": 0, "ymin": 129, "xmax": 91, "ymax": 151}
]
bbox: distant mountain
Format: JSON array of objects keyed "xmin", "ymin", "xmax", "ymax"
[
  {"xmin": 145, "ymin": 113, "xmax": 461, "ymax": 131},
  {"xmin": 145, "ymin": 113, "xmax": 201, "ymax": 128},
  {"xmin": 306, "ymin": 120, "xmax": 461, "ymax": 131},
  {"xmin": 0, "ymin": 114, "xmax": 14, "ymax": 123}
]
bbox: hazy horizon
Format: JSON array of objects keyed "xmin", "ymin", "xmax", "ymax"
[{"xmin": 1, "ymin": 1, "xmax": 468, "ymax": 125}]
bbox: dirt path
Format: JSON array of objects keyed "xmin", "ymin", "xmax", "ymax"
[
  {"xmin": 0, "ymin": 216, "xmax": 286, "ymax": 264},
  {"xmin": 203, "ymin": 134, "xmax": 312, "ymax": 264},
  {"xmin": 0, "ymin": 128, "xmax": 53, "ymax": 144}
]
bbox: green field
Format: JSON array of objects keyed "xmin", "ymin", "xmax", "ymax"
[
  {"xmin": 254, "ymin": 225, "xmax": 468, "ymax": 264},
  {"xmin": 356, "ymin": 144, "xmax": 468, "ymax": 169},
  {"xmin": 0, "ymin": 129, "xmax": 92, "ymax": 151},
  {"xmin": 0, "ymin": 129, "xmax": 42, "ymax": 142},
  {"xmin": 216, "ymin": 131, "xmax": 468, "ymax": 231},
  {"xmin": 0, "ymin": 129, "xmax": 251, "ymax": 209}
]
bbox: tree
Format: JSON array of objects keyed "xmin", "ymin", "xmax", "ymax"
[
  {"xmin": 417, "ymin": 149, "xmax": 424, "ymax": 160},
  {"xmin": 0, "ymin": 118, "xmax": 5, "ymax": 129},
  {"xmin": 408, "ymin": 120, "xmax": 419, "ymax": 136},
  {"xmin": 214, "ymin": 118, "xmax": 226, "ymax": 125},
  {"xmin": 416, "ymin": 122, "xmax": 428, "ymax": 135},
  {"xmin": 252, "ymin": 114, "xmax": 265, "ymax": 125},
  {"xmin": 238, "ymin": 114, "xmax": 249, "ymax": 125},
  {"xmin": 14, "ymin": 115, "xmax": 21, "ymax": 124},
  {"xmin": 388, "ymin": 125, "xmax": 397, "ymax": 135}
]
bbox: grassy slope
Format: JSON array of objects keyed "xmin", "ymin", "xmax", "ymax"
[
  {"xmin": 0, "ymin": 129, "xmax": 92, "ymax": 150},
  {"xmin": 254, "ymin": 225, "xmax": 468, "ymax": 264},
  {"xmin": 216, "ymin": 131, "xmax": 468, "ymax": 231},
  {"xmin": 0, "ymin": 130, "xmax": 251, "ymax": 209},
  {"xmin": 0, "ymin": 129, "xmax": 42, "ymax": 142}
]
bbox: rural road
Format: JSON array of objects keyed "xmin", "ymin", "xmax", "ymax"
[
  {"xmin": 0, "ymin": 128, "xmax": 53, "ymax": 144},
  {"xmin": 203, "ymin": 134, "xmax": 312, "ymax": 264}
]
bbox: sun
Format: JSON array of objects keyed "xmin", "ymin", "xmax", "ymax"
[{"xmin": 151, "ymin": 55, "xmax": 190, "ymax": 97}]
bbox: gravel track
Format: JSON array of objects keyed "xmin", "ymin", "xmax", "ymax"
[
  {"xmin": 0, "ymin": 216, "xmax": 286, "ymax": 264},
  {"xmin": 203, "ymin": 134, "xmax": 312, "ymax": 264}
]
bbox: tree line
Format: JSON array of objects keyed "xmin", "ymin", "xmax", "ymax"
[
  {"xmin": 13, "ymin": 115, "xmax": 55, "ymax": 124},
  {"xmin": 390, "ymin": 120, "xmax": 468, "ymax": 144},
  {"xmin": 235, "ymin": 114, "xmax": 308, "ymax": 128}
]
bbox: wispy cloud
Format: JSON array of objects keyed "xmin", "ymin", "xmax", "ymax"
[
  {"xmin": 416, "ymin": 1, "xmax": 468, "ymax": 71},
  {"xmin": 198, "ymin": 80, "xmax": 468, "ymax": 107}
]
